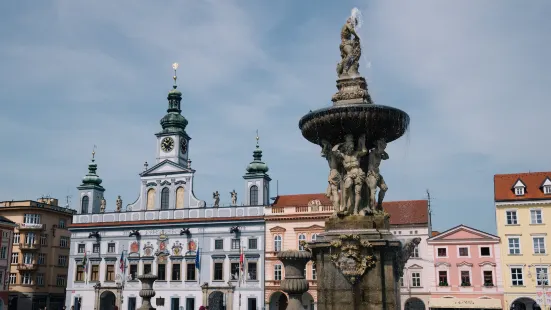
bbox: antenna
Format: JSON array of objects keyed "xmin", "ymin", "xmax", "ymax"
[
  {"xmin": 427, "ymin": 189, "xmax": 433, "ymax": 236},
  {"xmin": 277, "ymin": 180, "xmax": 279, "ymax": 196},
  {"xmin": 65, "ymin": 195, "xmax": 72, "ymax": 208}
]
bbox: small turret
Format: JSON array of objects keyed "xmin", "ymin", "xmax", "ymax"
[
  {"xmin": 76, "ymin": 148, "xmax": 105, "ymax": 214},
  {"xmin": 243, "ymin": 131, "xmax": 271, "ymax": 206}
]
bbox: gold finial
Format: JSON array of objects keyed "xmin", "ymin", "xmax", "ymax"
[
  {"xmin": 172, "ymin": 62, "xmax": 179, "ymax": 87},
  {"xmin": 256, "ymin": 129, "xmax": 259, "ymax": 148},
  {"xmin": 92, "ymin": 145, "xmax": 97, "ymax": 159}
]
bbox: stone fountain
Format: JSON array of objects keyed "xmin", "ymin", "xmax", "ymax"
[
  {"xmin": 278, "ymin": 9, "xmax": 421, "ymax": 310},
  {"xmin": 137, "ymin": 274, "xmax": 157, "ymax": 310}
]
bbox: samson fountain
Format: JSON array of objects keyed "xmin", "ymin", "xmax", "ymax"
[{"xmin": 277, "ymin": 10, "xmax": 421, "ymax": 310}]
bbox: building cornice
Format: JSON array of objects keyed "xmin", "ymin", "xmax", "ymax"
[
  {"xmin": 69, "ymin": 216, "xmax": 264, "ymax": 230},
  {"xmin": 495, "ymin": 199, "xmax": 551, "ymax": 207}
]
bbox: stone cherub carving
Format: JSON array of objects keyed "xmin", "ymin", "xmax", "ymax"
[
  {"xmin": 395, "ymin": 238, "xmax": 421, "ymax": 278},
  {"xmin": 332, "ymin": 134, "xmax": 367, "ymax": 215},
  {"xmin": 337, "ymin": 16, "xmax": 361, "ymax": 78},
  {"xmin": 213, "ymin": 191, "xmax": 220, "ymax": 207},
  {"xmin": 115, "ymin": 195, "xmax": 122, "ymax": 212},
  {"xmin": 230, "ymin": 190, "xmax": 237, "ymax": 206},
  {"xmin": 100, "ymin": 197, "xmax": 106, "ymax": 213},
  {"xmin": 365, "ymin": 139, "xmax": 389, "ymax": 212},
  {"xmin": 321, "ymin": 140, "xmax": 342, "ymax": 213}
]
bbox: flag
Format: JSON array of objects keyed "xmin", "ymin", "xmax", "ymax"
[
  {"xmin": 82, "ymin": 252, "xmax": 88, "ymax": 284},
  {"xmin": 195, "ymin": 247, "xmax": 200, "ymax": 269},
  {"xmin": 239, "ymin": 246, "xmax": 245, "ymax": 284},
  {"xmin": 119, "ymin": 251, "xmax": 125, "ymax": 273}
]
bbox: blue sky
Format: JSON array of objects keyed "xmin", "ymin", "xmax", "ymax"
[{"xmin": 1, "ymin": 1, "xmax": 550, "ymax": 234}]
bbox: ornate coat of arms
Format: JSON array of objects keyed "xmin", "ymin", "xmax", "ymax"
[
  {"xmin": 188, "ymin": 240, "xmax": 197, "ymax": 252},
  {"xmin": 172, "ymin": 241, "xmax": 183, "ymax": 256},
  {"xmin": 155, "ymin": 231, "xmax": 170, "ymax": 256},
  {"xmin": 143, "ymin": 242, "xmax": 154, "ymax": 257},
  {"xmin": 329, "ymin": 234, "xmax": 376, "ymax": 284},
  {"xmin": 129, "ymin": 241, "xmax": 139, "ymax": 254}
]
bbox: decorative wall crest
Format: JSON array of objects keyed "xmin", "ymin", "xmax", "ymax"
[
  {"xmin": 155, "ymin": 231, "xmax": 170, "ymax": 256},
  {"xmin": 129, "ymin": 241, "xmax": 140, "ymax": 256},
  {"xmin": 143, "ymin": 242, "xmax": 154, "ymax": 257},
  {"xmin": 187, "ymin": 239, "xmax": 197, "ymax": 254},
  {"xmin": 329, "ymin": 234, "xmax": 376, "ymax": 284},
  {"xmin": 172, "ymin": 241, "xmax": 183, "ymax": 256}
]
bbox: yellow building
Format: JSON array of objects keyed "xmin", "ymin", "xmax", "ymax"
[
  {"xmin": 495, "ymin": 171, "xmax": 551, "ymax": 310},
  {"xmin": 0, "ymin": 197, "xmax": 76, "ymax": 310}
]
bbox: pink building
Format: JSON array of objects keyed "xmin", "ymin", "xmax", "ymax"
[{"xmin": 426, "ymin": 225, "xmax": 504, "ymax": 310}]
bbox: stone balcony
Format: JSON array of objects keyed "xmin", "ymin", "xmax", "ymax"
[
  {"xmin": 17, "ymin": 263, "xmax": 38, "ymax": 271},
  {"xmin": 17, "ymin": 223, "xmax": 45, "ymax": 230},
  {"xmin": 265, "ymin": 205, "xmax": 334, "ymax": 216},
  {"xmin": 18, "ymin": 243, "xmax": 41, "ymax": 251}
]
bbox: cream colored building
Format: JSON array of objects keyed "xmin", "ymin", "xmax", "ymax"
[
  {"xmin": 0, "ymin": 198, "xmax": 76, "ymax": 310},
  {"xmin": 495, "ymin": 171, "xmax": 551, "ymax": 310}
]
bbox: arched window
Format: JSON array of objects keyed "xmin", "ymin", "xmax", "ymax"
[
  {"xmin": 249, "ymin": 185, "xmax": 258, "ymax": 206},
  {"xmin": 274, "ymin": 235, "xmax": 282, "ymax": 252},
  {"xmin": 161, "ymin": 187, "xmax": 170, "ymax": 210},
  {"xmin": 311, "ymin": 234, "xmax": 318, "ymax": 241},
  {"xmin": 298, "ymin": 234, "xmax": 306, "ymax": 251},
  {"xmin": 175, "ymin": 187, "xmax": 185, "ymax": 209},
  {"xmin": 146, "ymin": 188, "xmax": 156, "ymax": 210},
  {"xmin": 81, "ymin": 196, "xmax": 89, "ymax": 214}
]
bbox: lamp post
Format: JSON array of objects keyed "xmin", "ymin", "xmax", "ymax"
[{"xmin": 529, "ymin": 262, "xmax": 549, "ymax": 310}]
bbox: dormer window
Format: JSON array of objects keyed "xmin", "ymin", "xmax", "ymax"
[
  {"xmin": 542, "ymin": 178, "xmax": 551, "ymax": 195},
  {"xmin": 513, "ymin": 180, "xmax": 525, "ymax": 196}
]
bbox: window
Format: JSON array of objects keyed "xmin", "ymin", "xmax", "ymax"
[
  {"xmin": 161, "ymin": 187, "xmax": 170, "ymax": 210},
  {"xmin": 412, "ymin": 245, "xmax": 419, "ymax": 258},
  {"xmin": 459, "ymin": 247, "xmax": 469, "ymax": 257},
  {"xmin": 24, "ymin": 214, "xmax": 40, "ymax": 224},
  {"xmin": 515, "ymin": 186, "xmax": 525, "ymax": 196},
  {"xmin": 78, "ymin": 244, "xmax": 85, "ymax": 253},
  {"xmin": 508, "ymin": 237, "xmax": 521, "ymax": 254},
  {"xmin": 213, "ymin": 263, "xmax": 223, "ymax": 281},
  {"xmin": 531, "ymin": 209, "xmax": 543, "ymax": 224},
  {"xmin": 0, "ymin": 246, "xmax": 7, "ymax": 259},
  {"xmin": 185, "ymin": 298, "xmax": 195, "ymax": 310},
  {"xmin": 274, "ymin": 235, "xmax": 282, "ymax": 252},
  {"xmin": 128, "ymin": 297, "xmax": 137, "ymax": 310},
  {"xmin": 75, "ymin": 265, "xmax": 84, "ymax": 282},
  {"xmin": 25, "ymin": 232, "xmax": 35, "ymax": 245},
  {"xmin": 38, "ymin": 253, "xmax": 46, "ymax": 265},
  {"xmin": 506, "ymin": 210, "xmax": 518, "ymax": 225},
  {"xmin": 231, "ymin": 239, "xmax": 240, "ymax": 250},
  {"xmin": 480, "ymin": 246, "xmax": 491, "ymax": 257},
  {"xmin": 411, "ymin": 272, "xmax": 421, "ymax": 287},
  {"xmin": 59, "ymin": 236, "xmax": 69, "ymax": 248},
  {"xmin": 534, "ymin": 237, "xmax": 546, "ymax": 254},
  {"xmin": 273, "ymin": 264, "xmax": 282, "ymax": 281},
  {"xmin": 58, "ymin": 255, "xmax": 67, "ymax": 266},
  {"xmin": 511, "ymin": 267, "xmax": 524, "ymax": 286},
  {"xmin": 248, "ymin": 238, "xmax": 258, "ymax": 250},
  {"xmin": 11, "ymin": 253, "xmax": 18, "ymax": 264},
  {"xmin": 230, "ymin": 263, "xmax": 240, "ymax": 281},
  {"xmin": 214, "ymin": 239, "xmax": 223, "ymax": 250},
  {"xmin": 312, "ymin": 234, "xmax": 318, "ymax": 241},
  {"xmin": 438, "ymin": 271, "xmax": 448, "ymax": 286},
  {"xmin": 93, "ymin": 243, "xmax": 100, "ymax": 253},
  {"xmin": 105, "ymin": 265, "xmax": 115, "ymax": 281},
  {"xmin": 129, "ymin": 264, "xmax": 138, "ymax": 280},
  {"xmin": 247, "ymin": 298, "xmax": 257, "ymax": 310},
  {"xmin": 157, "ymin": 264, "xmax": 166, "ymax": 280},
  {"xmin": 247, "ymin": 262, "xmax": 257, "ymax": 280},
  {"xmin": 13, "ymin": 233, "xmax": 19, "ymax": 244},
  {"xmin": 91, "ymin": 265, "xmax": 99, "ymax": 281},
  {"xmin": 186, "ymin": 263, "xmax": 196, "ymax": 281},
  {"xmin": 81, "ymin": 196, "xmax": 89, "ymax": 214},
  {"xmin": 56, "ymin": 275, "xmax": 66, "ymax": 287},
  {"xmin": 298, "ymin": 234, "xmax": 306, "ymax": 251},
  {"xmin": 36, "ymin": 272, "xmax": 44, "ymax": 285},
  {"xmin": 23, "ymin": 253, "xmax": 33, "ymax": 264},
  {"xmin": 22, "ymin": 272, "xmax": 32, "ymax": 285},
  {"xmin": 545, "ymin": 186, "xmax": 551, "ymax": 195},
  {"xmin": 536, "ymin": 267, "xmax": 549, "ymax": 286},
  {"xmin": 312, "ymin": 263, "xmax": 317, "ymax": 280},
  {"xmin": 460, "ymin": 271, "xmax": 471, "ymax": 286},
  {"xmin": 108, "ymin": 243, "xmax": 115, "ymax": 253},
  {"xmin": 59, "ymin": 219, "xmax": 66, "ymax": 228},
  {"xmin": 437, "ymin": 248, "xmax": 447, "ymax": 257},
  {"xmin": 171, "ymin": 298, "xmax": 180, "ymax": 310},
  {"xmin": 249, "ymin": 185, "xmax": 258, "ymax": 205},
  {"xmin": 171, "ymin": 263, "xmax": 180, "ymax": 281},
  {"xmin": 9, "ymin": 274, "xmax": 16, "ymax": 285},
  {"xmin": 40, "ymin": 234, "xmax": 47, "ymax": 245},
  {"xmin": 144, "ymin": 263, "xmax": 152, "ymax": 274}
]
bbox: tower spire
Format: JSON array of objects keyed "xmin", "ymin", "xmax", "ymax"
[
  {"xmin": 256, "ymin": 129, "xmax": 260, "ymax": 148},
  {"xmin": 159, "ymin": 62, "xmax": 188, "ymax": 134},
  {"xmin": 172, "ymin": 62, "xmax": 179, "ymax": 89},
  {"xmin": 81, "ymin": 147, "xmax": 103, "ymax": 187},
  {"xmin": 246, "ymin": 131, "xmax": 268, "ymax": 175}
]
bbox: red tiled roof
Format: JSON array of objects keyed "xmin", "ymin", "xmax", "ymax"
[
  {"xmin": 272, "ymin": 194, "xmax": 428, "ymax": 225},
  {"xmin": 494, "ymin": 171, "xmax": 551, "ymax": 201}
]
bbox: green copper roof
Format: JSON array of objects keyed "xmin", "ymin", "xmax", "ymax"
[
  {"xmin": 81, "ymin": 158, "xmax": 103, "ymax": 187},
  {"xmin": 246, "ymin": 144, "xmax": 269, "ymax": 175},
  {"xmin": 159, "ymin": 85, "xmax": 188, "ymax": 134}
]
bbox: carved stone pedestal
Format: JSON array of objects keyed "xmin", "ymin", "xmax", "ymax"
[
  {"xmin": 309, "ymin": 215, "xmax": 405, "ymax": 310},
  {"xmin": 331, "ymin": 76, "xmax": 373, "ymax": 105},
  {"xmin": 277, "ymin": 250, "xmax": 312, "ymax": 310},
  {"xmin": 137, "ymin": 274, "xmax": 157, "ymax": 310}
]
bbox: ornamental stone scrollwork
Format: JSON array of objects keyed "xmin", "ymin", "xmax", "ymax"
[
  {"xmin": 175, "ymin": 180, "xmax": 186, "ymax": 185},
  {"xmin": 394, "ymin": 238, "xmax": 421, "ymax": 278},
  {"xmin": 146, "ymin": 182, "xmax": 157, "ymax": 187},
  {"xmin": 329, "ymin": 234, "xmax": 376, "ymax": 284},
  {"xmin": 160, "ymin": 181, "xmax": 171, "ymax": 186}
]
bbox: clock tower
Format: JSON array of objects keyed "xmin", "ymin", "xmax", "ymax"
[{"xmin": 155, "ymin": 63, "xmax": 190, "ymax": 166}]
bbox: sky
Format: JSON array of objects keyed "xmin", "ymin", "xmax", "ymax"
[{"xmin": 0, "ymin": 0, "xmax": 550, "ymax": 234}]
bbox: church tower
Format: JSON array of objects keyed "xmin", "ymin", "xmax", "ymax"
[
  {"xmin": 76, "ymin": 150, "xmax": 105, "ymax": 214},
  {"xmin": 243, "ymin": 133, "xmax": 271, "ymax": 205},
  {"xmin": 155, "ymin": 63, "xmax": 191, "ymax": 166}
]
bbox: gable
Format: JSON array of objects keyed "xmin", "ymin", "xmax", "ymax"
[
  {"xmin": 428, "ymin": 225, "xmax": 498, "ymax": 241},
  {"xmin": 294, "ymin": 224, "xmax": 325, "ymax": 232},
  {"xmin": 270, "ymin": 226, "xmax": 286, "ymax": 233},
  {"xmin": 542, "ymin": 178, "xmax": 551, "ymax": 187},
  {"xmin": 513, "ymin": 179, "xmax": 526, "ymax": 188},
  {"xmin": 140, "ymin": 160, "xmax": 194, "ymax": 177}
]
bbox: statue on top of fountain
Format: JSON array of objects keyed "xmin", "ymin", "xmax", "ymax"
[
  {"xmin": 337, "ymin": 16, "xmax": 362, "ymax": 78},
  {"xmin": 322, "ymin": 135, "xmax": 389, "ymax": 216}
]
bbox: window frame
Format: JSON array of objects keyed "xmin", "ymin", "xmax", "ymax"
[
  {"xmin": 213, "ymin": 262, "xmax": 224, "ymax": 281},
  {"xmin": 410, "ymin": 272, "xmax": 421, "ymax": 287},
  {"xmin": 171, "ymin": 263, "xmax": 181, "ymax": 281},
  {"xmin": 510, "ymin": 266, "xmax": 524, "ymax": 286},
  {"xmin": 436, "ymin": 247, "xmax": 448, "ymax": 258},
  {"xmin": 530, "ymin": 209, "xmax": 544, "ymax": 224},
  {"xmin": 506, "ymin": 210, "xmax": 518, "ymax": 225},
  {"xmin": 274, "ymin": 235, "xmax": 282, "ymax": 252},
  {"xmin": 214, "ymin": 239, "xmax": 224, "ymax": 250},
  {"xmin": 515, "ymin": 186, "xmax": 525, "ymax": 196},
  {"xmin": 508, "ymin": 237, "xmax": 521, "ymax": 255},
  {"xmin": 274, "ymin": 264, "xmax": 282, "ymax": 281},
  {"xmin": 438, "ymin": 270, "xmax": 448, "ymax": 286},
  {"xmin": 458, "ymin": 246, "xmax": 470, "ymax": 258},
  {"xmin": 298, "ymin": 234, "xmax": 306, "ymax": 251},
  {"xmin": 533, "ymin": 236, "xmax": 546, "ymax": 254},
  {"xmin": 186, "ymin": 263, "xmax": 196, "ymax": 281},
  {"xmin": 479, "ymin": 245, "xmax": 492, "ymax": 257}
]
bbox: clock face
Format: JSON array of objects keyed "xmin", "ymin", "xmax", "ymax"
[
  {"xmin": 180, "ymin": 138, "xmax": 188, "ymax": 154},
  {"xmin": 161, "ymin": 137, "xmax": 175, "ymax": 152}
]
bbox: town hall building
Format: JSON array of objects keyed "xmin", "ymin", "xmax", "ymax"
[{"xmin": 65, "ymin": 66, "xmax": 269, "ymax": 310}]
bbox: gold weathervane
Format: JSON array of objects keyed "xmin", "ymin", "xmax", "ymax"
[
  {"xmin": 172, "ymin": 62, "xmax": 179, "ymax": 86},
  {"xmin": 92, "ymin": 145, "xmax": 97, "ymax": 159},
  {"xmin": 256, "ymin": 129, "xmax": 260, "ymax": 147}
]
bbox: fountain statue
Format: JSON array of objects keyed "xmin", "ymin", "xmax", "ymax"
[
  {"xmin": 280, "ymin": 8, "xmax": 421, "ymax": 310},
  {"xmin": 137, "ymin": 274, "xmax": 157, "ymax": 310}
]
